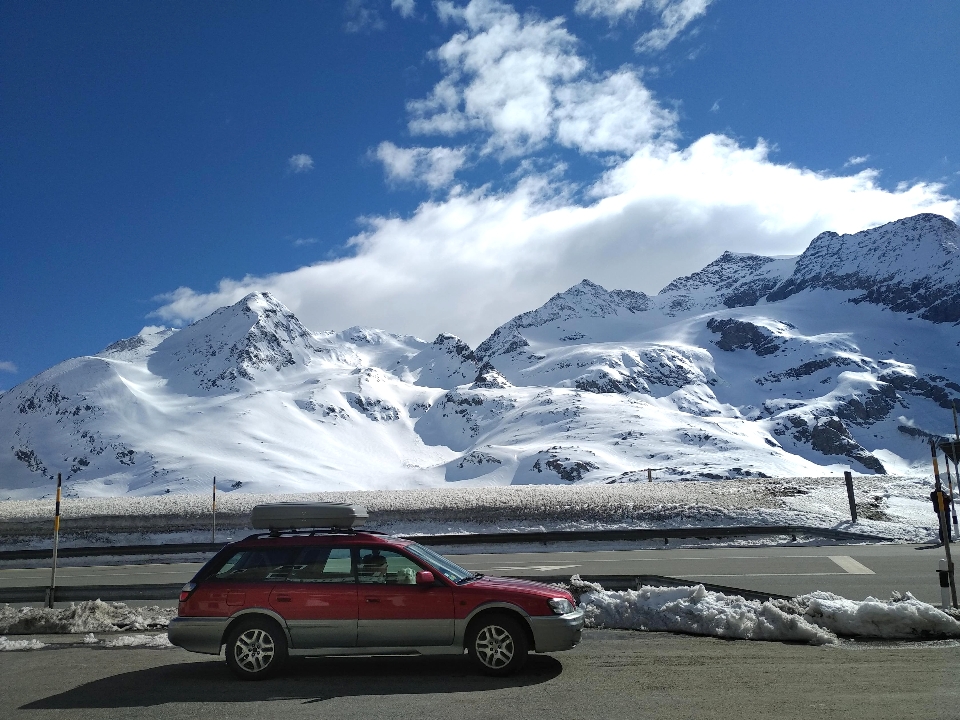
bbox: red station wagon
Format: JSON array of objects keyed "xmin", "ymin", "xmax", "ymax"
[{"xmin": 168, "ymin": 502, "xmax": 584, "ymax": 679}]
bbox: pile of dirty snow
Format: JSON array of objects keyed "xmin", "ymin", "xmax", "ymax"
[
  {"xmin": 0, "ymin": 600, "xmax": 176, "ymax": 634},
  {"xmin": 0, "ymin": 636, "xmax": 47, "ymax": 651},
  {"xmin": 573, "ymin": 576, "xmax": 960, "ymax": 645}
]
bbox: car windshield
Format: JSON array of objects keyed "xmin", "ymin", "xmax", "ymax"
[{"xmin": 403, "ymin": 542, "xmax": 475, "ymax": 584}]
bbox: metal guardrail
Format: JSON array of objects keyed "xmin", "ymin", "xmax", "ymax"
[
  {"xmin": 0, "ymin": 524, "xmax": 891, "ymax": 563},
  {"xmin": 0, "ymin": 583, "xmax": 184, "ymax": 604}
]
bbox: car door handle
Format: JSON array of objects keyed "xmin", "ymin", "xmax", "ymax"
[
  {"xmin": 275, "ymin": 596, "xmax": 292, "ymax": 603},
  {"xmin": 365, "ymin": 597, "xmax": 380, "ymax": 603}
]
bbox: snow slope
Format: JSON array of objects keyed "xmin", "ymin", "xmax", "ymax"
[{"xmin": 1, "ymin": 214, "xmax": 958, "ymax": 499}]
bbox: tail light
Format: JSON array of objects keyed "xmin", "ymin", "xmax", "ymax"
[{"xmin": 179, "ymin": 582, "xmax": 197, "ymax": 603}]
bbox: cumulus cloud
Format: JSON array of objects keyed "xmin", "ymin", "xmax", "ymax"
[
  {"xmin": 288, "ymin": 154, "xmax": 315, "ymax": 173},
  {"xmin": 0, "ymin": 361, "xmax": 16, "ymax": 373},
  {"xmin": 152, "ymin": 0, "xmax": 958, "ymax": 346},
  {"xmin": 374, "ymin": 142, "xmax": 468, "ymax": 189},
  {"xmin": 392, "ymin": 0, "xmax": 416, "ymax": 17},
  {"xmin": 575, "ymin": 0, "xmax": 713, "ymax": 52},
  {"xmin": 408, "ymin": 0, "xmax": 675, "ymax": 158},
  {"xmin": 845, "ymin": 155, "xmax": 870, "ymax": 167}
]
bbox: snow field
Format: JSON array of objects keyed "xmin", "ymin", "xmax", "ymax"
[{"xmin": 571, "ymin": 576, "xmax": 960, "ymax": 645}]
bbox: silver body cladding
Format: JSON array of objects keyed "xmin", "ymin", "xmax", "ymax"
[{"xmin": 168, "ymin": 606, "xmax": 585, "ymax": 656}]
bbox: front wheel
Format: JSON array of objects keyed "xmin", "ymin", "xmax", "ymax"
[
  {"xmin": 466, "ymin": 614, "xmax": 529, "ymax": 676},
  {"xmin": 225, "ymin": 617, "xmax": 288, "ymax": 680}
]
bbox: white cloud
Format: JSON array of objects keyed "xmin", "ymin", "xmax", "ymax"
[
  {"xmin": 344, "ymin": 0, "xmax": 385, "ymax": 32},
  {"xmin": 288, "ymin": 154, "xmax": 315, "ymax": 173},
  {"xmin": 375, "ymin": 142, "xmax": 468, "ymax": 189},
  {"xmin": 152, "ymin": 0, "xmax": 959, "ymax": 347},
  {"xmin": 153, "ymin": 141, "xmax": 956, "ymax": 345},
  {"xmin": 709, "ymin": 99, "xmax": 720, "ymax": 113},
  {"xmin": 845, "ymin": 155, "xmax": 870, "ymax": 167},
  {"xmin": 293, "ymin": 237, "xmax": 320, "ymax": 247},
  {"xmin": 408, "ymin": 0, "xmax": 674, "ymax": 157},
  {"xmin": 0, "ymin": 361, "xmax": 16, "ymax": 373},
  {"xmin": 575, "ymin": 0, "xmax": 713, "ymax": 52},
  {"xmin": 392, "ymin": 0, "xmax": 416, "ymax": 18}
]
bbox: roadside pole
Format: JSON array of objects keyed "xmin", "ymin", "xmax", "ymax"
[
  {"xmin": 47, "ymin": 472, "xmax": 62, "ymax": 609},
  {"xmin": 844, "ymin": 470, "xmax": 857, "ymax": 523},
  {"xmin": 944, "ymin": 449, "xmax": 960, "ymax": 536},
  {"xmin": 212, "ymin": 476, "xmax": 217, "ymax": 544},
  {"xmin": 930, "ymin": 440, "xmax": 958, "ymax": 608}
]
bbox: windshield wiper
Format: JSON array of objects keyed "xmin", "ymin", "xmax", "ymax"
[{"xmin": 457, "ymin": 572, "xmax": 483, "ymax": 585}]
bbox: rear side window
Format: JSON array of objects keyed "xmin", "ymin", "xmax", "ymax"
[
  {"xmin": 213, "ymin": 548, "xmax": 300, "ymax": 582},
  {"xmin": 288, "ymin": 547, "xmax": 353, "ymax": 583}
]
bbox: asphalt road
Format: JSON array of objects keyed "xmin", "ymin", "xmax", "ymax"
[
  {"xmin": 0, "ymin": 543, "xmax": 949, "ymax": 604},
  {"xmin": 1, "ymin": 630, "xmax": 958, "ymax": 720}
]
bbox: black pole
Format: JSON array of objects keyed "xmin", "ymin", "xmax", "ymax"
[
  {"xmin": 47, "ymin": 472, "xmax": 62, "ymax": 608},
  {"xmin": 844, "ymin": 470, "xmax": 857, "ymax": 523},
  {"xmin": 930, "ymin": 439, "xmax": 957, "ymax": 608}
]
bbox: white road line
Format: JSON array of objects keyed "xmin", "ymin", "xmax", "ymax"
[
  {"xmin": 485, "ymin": 564, "xmax": 581, "ymax": 572},
  {"xmin": 681, "ymin": 572, "xmax": 848, "ymax": 578},
  {"xmin": 828, "ymin": 556, "xmax": 875, "ymax": 575}
]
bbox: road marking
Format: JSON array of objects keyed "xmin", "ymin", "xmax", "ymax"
[
  {"xmin": 680, "ymin": 572, "xmax": 847, "ymax": 578},
  {"xmin": 828, "ymin": 556, "xmax": 875, "ymax": 575},
  {"xmin": 482, "ymin": 564, "xmax": 581, "ymax": 573}
]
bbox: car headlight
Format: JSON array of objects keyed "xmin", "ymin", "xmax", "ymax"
[{"xmin": 548, "ymin": 597, "xmax": 575, "ymax": 615}]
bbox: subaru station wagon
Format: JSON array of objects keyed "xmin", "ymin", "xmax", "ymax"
[{"xmin": 168, "ymin": 502, "xmax": 584, "ymax": 679}]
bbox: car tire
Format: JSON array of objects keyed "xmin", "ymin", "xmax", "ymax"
[
  {"xmin": 466, "ymin": 613, "xmax": 529, "ymax": 676},
  {"xmin": 225, "ymin": 617, "xmax": 288, "ymax": 681}
]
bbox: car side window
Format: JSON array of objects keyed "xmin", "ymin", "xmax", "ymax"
[
  {"xmin": 357, "ymin": 548, "xmax": 424, "ymax": 585},
  {"xmin": 289, "ymin": 547, "xmax": 354, "ymax": 583},
  {"xmin": 212, "ymin": 548, "xmax": 299, "ymax": 582}
]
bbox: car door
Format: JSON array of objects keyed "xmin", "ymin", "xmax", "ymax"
[
  {"xmin": 269, "ymin": 546, "xmax": 358, "ymax": 648},
  {"xmin": 356, "ymin": 547, "xmax": 454, "ymax": 647}
]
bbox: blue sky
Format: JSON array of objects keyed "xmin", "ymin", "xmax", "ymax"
[{"xmin": 2, "ymin": 0, "xmax": 959, "ymax": 390}]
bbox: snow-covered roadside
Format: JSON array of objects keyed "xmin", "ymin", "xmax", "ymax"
[
  {"xmin": 0, "ymin": 636, "xmax": 46, "ymax": 651},
  {"xmin": 572, "ymin": 576, "xmax": 960, "ymax": 646},
  {"xmin": 0, "ymin": 475, "xmax": 944, "ymax": 552},
  {"xmin": 4, "ymin": 584, "xmax": 960, "ymax": 651},
  {"xmin": 0, "ymin": 600, "xmax": 175, "ymax": 634}
]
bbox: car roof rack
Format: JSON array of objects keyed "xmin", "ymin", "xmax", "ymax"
[
  {"xmin": 240, "ymin": 528, "xmax": 391, "ymax": 541},
  {"xmin": 250, "ymin": 502, "xmax": 369, "ymax": 532}
]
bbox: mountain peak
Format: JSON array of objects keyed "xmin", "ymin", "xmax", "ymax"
[
  {"xmin": 766, "ymin": 213, "xmax": 960, "ymax": 320},
  {"xmin": 148, "ymin": 292, "xmax": 324, "ymax": 393}
]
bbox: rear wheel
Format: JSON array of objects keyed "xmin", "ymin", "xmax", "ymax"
[
  {"xmin": 467, "ymin": 614, "xmax": 529, "ymax": 676},
  {"xmin": 225, "ymin": 617, "xmax": 288, "ymax": 680}
]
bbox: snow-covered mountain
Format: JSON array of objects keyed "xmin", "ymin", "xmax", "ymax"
[{"xmin": 2, "ymin": 214, "xmax": 958, "ymax": 499}]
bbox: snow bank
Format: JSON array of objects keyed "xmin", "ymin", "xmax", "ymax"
[
  {"xmin": 101, "ymin": 633, "xmax": 173, "ymax": 648},
  {"xmin": 573, "ymin": 576, "xmax": 960, "ymax": 645},
  {"xmin": 0, "ymin": 600, "xmax": 176, "ymax": 634},
  {"xmin": 0, "ymin": 636, "xmax": 47, "ymax": 651},
  {"xmin": 0, "ymin": 475, "xmax": 933, "ymax": 545},
  {"xmin": 772, "ymin": 591, "xmax": 960, "ymax": 640},
  {"xmin": 573, "ymin": 576, "xmax": 837, "ymax": 645}
]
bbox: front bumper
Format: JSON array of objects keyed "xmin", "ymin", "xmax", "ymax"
[
  {"xmin": 528, "ymin": 609, "xmax": 584, "ymax": 652},
  {"xmin": 167, "ymin": 616, "xmax": 229, "ymax": 655}
]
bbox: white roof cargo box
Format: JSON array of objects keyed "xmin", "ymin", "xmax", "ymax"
[{"xmin": 251, "ymin": 502, "xmax": 368, "ymax": 530}]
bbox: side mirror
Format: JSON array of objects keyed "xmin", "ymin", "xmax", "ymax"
[{"xmin": 415, "ymin": 571, "xmax": 435, "ymax": 586}]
